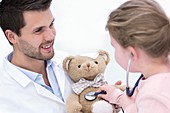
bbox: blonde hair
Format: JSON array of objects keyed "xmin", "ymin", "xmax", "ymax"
[{"xmin": 106, "ymin": 0, "xmax": 170, "ymax": 58}]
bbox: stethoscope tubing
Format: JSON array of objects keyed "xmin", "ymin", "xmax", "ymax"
[
  {"xmin": 126, "ymin": 58, "xmax": 143, "ymax": 97},
  {"xmin": 126, "ymin": 74, "xmax": 143, "ymax": 97}
]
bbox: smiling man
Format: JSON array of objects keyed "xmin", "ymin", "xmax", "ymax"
[{"xmin": 0, "ymin": 0, "xmax": 73, "ymax": 113}]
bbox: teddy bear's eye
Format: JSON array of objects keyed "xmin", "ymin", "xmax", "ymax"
[
  {"xmin": 78, "ymin": 65, "xmax": 81, "ymax": 68},
  {"xmin": 94, "ymin": 61, "xmax": 98, "ymax": 64}
]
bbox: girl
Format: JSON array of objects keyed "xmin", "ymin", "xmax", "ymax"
[{"xmin": 98, "ymin": 0, "xmax": 170, "ymax": 113}]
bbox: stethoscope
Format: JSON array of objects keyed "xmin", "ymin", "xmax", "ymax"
[
  {"xmin": 85, "ymin": 58, "xmax": 143, "ymax": 101},
  {"xmin": 125, "ymin": 58, "xmax": 143, "ymax": 96}
]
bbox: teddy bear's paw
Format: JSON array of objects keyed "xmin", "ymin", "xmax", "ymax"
[
  {"xmin": 74, "ymin": 104, "xmax": 82, "ymax": 113},
  {"xmin": 91, "ymin": 100, "xmax": 113, "ymax": 113}
]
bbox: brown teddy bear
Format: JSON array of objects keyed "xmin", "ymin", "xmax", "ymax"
[{"xmin": 63, "ymin": 50, "xmax": 124, "ymax": 113}]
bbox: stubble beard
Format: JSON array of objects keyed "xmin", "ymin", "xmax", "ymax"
[{"xmin": 19, "ymin": 39, "xmax": 55, "ymax": 61}]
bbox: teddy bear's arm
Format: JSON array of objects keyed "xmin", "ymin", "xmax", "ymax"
[{"xmin": 66, "ymin": 93, "xmax": 83, "ymax": 113}]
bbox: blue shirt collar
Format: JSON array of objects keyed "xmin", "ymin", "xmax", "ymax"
[{"xmin": 7, "ymin": 52, "xmax": 53, "ymax": 82}]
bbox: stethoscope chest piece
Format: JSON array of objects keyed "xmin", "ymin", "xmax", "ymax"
[{"xmin": 84, "ymin": 91, "xmax": 106, "ymax": 101}]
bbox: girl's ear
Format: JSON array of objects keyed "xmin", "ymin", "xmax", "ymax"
[
  {"xmin": 127, "ymin": 46, "xmax": 138, "ymax": 61},
  {"xmin": 5, "ymin": 30, "xmax": 18, "ymax": 44}
]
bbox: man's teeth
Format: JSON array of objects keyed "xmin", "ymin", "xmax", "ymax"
[{"xmin": 42, "ymin": 45, "xmax": 51, "ymax": 48}]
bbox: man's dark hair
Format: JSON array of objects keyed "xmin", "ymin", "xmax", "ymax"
[{"xmin": 0, "ymin": 0, "xmax": 52, "ymax": 44}]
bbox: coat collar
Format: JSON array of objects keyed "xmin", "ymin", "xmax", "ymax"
[{"xmin": 3, "ymin": 53, "xmax": 66, "ymax": 104}]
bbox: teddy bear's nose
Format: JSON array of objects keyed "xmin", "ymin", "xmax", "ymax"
[
  {"xmin": 83, "ymin": 62, "xmax": 94, "ymax": 70},
  {"xmin": 87, "ymin": 63, "xmax": 90, "ymax": 68}
]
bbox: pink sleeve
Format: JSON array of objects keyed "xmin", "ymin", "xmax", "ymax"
[
  {"xmin": 124, "ymin": 103, "xmax": 137, "ymax": 113},
  {"xmin": 108, "ymin": 89, "xmax": 137, "ymax": 112},
  {"xmin": 108, "ymin": 88, "xmax": 123, "ymax": 105}
]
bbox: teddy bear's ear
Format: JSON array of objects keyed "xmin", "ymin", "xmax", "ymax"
[
  {"xmin": 98, "ymin": 50, "xmax": 110, "ymax": 65},
  {"xmin": 63, "ymin": 56, "xmax": 75, "ymax": 72}
]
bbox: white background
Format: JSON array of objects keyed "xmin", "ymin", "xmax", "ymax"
[{"xmin": 0, "ymin": 0, "xmax": 170, "ymax": 86}]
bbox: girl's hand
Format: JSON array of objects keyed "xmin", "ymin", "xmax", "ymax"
[
  {"xmin": 97, "ymin": 80, "xmax": 123, "ymax": 103},
  {"xmin": 97, "ymin": 80, "xmax": 138, "ymax": 109},
  {"xmin": 114, "ymin": 80, "xmax": 122, "ymax": 86},
  {"xmin": 97, "ymin": 84, "xmax": 123, "ymax": 105}
]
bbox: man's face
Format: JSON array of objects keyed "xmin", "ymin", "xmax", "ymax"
[{"xmin": 15, "ymin": 9, "xmax": 56, "ymax": 61}]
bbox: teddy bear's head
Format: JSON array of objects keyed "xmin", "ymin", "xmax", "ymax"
[{"xmin": 63, "ymin": 50, "xmax": 110, "ymax": 82}]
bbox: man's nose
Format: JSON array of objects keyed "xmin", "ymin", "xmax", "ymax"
[{"xmin": 44, "ymin": 28, "xmax": 56, "ymax": 40}]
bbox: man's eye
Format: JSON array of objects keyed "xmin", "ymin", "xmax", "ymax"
[
  {"xmin": 50, "ymin": 22, "xmax": 54, "ymax": 28},
  {"xmin": 35, "ymin": 28, "xmax": 43, "ymax": 33}
]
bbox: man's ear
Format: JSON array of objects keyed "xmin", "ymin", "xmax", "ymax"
[
  {"xmin": 127, "ymin": 46, "xmax": 138, "ymax": 61},
  {"xmin": 5, "ymin": 30, "xmax": 18, "ymax": 44}
]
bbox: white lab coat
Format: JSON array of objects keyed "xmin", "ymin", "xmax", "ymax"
[{"xmin": 0, "ymin": 51, "xmax": 73, "ymax": 113}]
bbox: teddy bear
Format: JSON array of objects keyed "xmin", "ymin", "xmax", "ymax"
[{"xmin": 63, "ymin": 50, "xmax": 124, "ymax": 113}]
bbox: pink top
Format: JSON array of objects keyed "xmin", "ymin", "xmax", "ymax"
[{"xmin": 112, "ymin": 73, "xmax": 170, "ymax": 113}]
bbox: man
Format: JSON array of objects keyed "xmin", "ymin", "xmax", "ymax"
[{"xmin": 0, "ymin": 0, "xmax": 73, "ymax": 113}]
